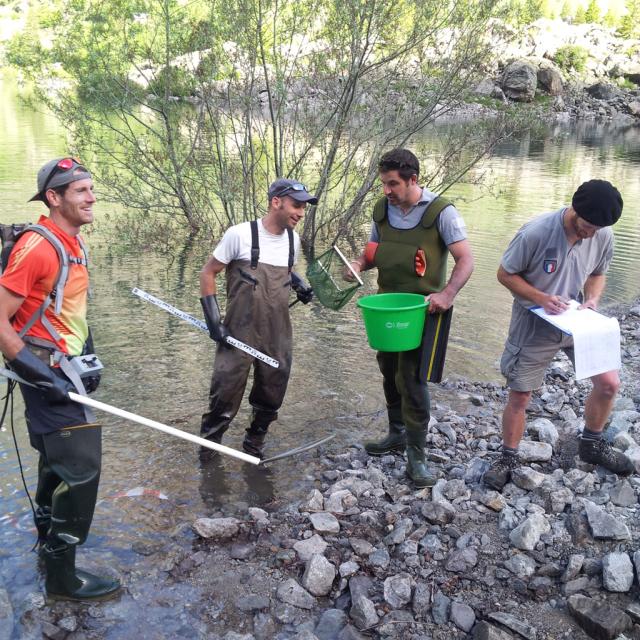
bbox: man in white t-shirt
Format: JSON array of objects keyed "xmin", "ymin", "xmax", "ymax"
[{"xmin": 199, "ymin": 179, "xmax": 317, "ymax": 459}]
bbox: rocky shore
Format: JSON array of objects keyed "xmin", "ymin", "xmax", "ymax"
[{"xmin": 6, "ymin": 298, "xmax": 640, "ymax": 639}]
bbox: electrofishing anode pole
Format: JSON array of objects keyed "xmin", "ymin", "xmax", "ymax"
[{"xmin": 132, "ymin": 288, "xmax": 279, "ymax": 369}]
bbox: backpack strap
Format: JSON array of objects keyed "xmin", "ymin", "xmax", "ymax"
[
  {"xmin": 287, "ymin": 228, "xmax": 294, "ymax": 272},
  {"xmin": 372, "ymin": 197, "xmax": 387, "ymax": 223},
  {"xmin": 421, "ymin": 197, "xmax": 452, "ymax": 229},
  {"xmin": 11, "ymin": 224, "xmax": 89, "ymax": 343},
  {"xmin": 250, "ymin": 220, "xmax": 260, "ymax": 270}
]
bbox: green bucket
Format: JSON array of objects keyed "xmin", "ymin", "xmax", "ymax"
[{"xmin": 357, "ymin": 293, "xmax": 428, "ymax": 352}]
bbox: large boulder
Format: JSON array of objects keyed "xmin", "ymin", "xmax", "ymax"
[
  {"xmin": 537, "ymin": 66, "xmax": 563, "ymax": 96},
  {"xmin": 501, "ymin": 60, "xmax": 537, "ymax": 102}
]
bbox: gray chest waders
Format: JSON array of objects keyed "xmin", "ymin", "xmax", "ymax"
[{"xmin": 200, "ymin": 222, "xmax": 294, "ymax": 457}]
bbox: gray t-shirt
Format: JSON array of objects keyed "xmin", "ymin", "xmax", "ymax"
[
  {"xmin": 501, "ymin": 208, "xmax": 613, "ymax": 308},
  {"xmin": 369, "ymin": 187, "xmax": 467, "ymax": 246}
]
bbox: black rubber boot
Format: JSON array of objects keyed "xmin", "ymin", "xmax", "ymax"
[
  {"xmin": 243, "ymin": 429, "xmax": 267, "ymax": 459},
  {"xmin": 34, "ymin": 506, "xmax": 51, "ymax": 550},
  {"xmin": 364, "ymin": 422, "xmax": 407, "ymax": 456},
  {"xmin": 405, "ymin": 430, "xmax": 436, "ymax": 488},
  {"xmin": 43, "ymin": 544, "xmax": 120, "ymax": 601}
]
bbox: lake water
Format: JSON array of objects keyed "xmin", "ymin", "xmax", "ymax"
[{"xmin": 1, "ymin": 74, "xmax": 639, "ymax": 622}]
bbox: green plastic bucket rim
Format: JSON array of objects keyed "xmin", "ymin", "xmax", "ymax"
[{"xmin": 357, "ymin": 293, "xmax": 429, "ymax": 312}]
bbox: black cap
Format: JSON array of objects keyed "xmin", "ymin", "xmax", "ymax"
[
  {"xmin": 268, "ymin": 179, "xmax": 318, "ymax": 205},
  {"xmin": 571, "ymin": 179, "xmax": 622, "ymax": 227}
]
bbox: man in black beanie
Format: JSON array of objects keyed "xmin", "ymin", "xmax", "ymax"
[{"xmin": 484, "ymin": 179, "xmax": 634, "ymax": 491}]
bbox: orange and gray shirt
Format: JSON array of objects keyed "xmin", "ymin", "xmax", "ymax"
[{"xmin": 0, "ymin": 215, "xmax": 89, "ymax": 356}]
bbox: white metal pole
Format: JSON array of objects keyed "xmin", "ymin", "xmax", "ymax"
[
  {"xmin": 332, "ymin": 245, "xmax": 365, "ymax": 286},
  {"xmin": 68, "ymin": 392, "xmax": 261, "ymax": 465}
]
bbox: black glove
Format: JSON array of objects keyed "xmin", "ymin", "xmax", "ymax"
[
  {"xmin": 291, "ymin": 272, "xmax": 314, "ymax": 305},
  {"xmin": 82, "ymin": 330, "xmax": 101, "ymax": 394},
  {"xmin": 9, "ymin": 346, "xmax": 73, "ymax": 404},
  {"xmin": 200, "ymin": 295, "xmax": 230, "ymax": 343}
]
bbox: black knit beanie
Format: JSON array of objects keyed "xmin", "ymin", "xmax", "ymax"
[{"xmin": 571, "ymin": 179, "xmax": 623, "ymax": 227}]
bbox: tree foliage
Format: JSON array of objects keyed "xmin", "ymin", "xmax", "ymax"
[{"xmin": 9, "ymin": 0, "xmax": 531, "ymax": 250}]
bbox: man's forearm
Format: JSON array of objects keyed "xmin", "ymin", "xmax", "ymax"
[
  {"xmin": 583, "ymin": 274, "xmax": 606, "ymax": 306},
  {"xmin": 441, "ymin": 253, "xmax": 474, "ymax": 300}
]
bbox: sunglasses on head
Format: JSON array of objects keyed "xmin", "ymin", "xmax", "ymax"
[
  {"xmin": 272, "ymin": 183, "xmax": 307, "ymax": 198},
  {"xmin": 41, "ymin": 157, "xmax": 86, "ymax": 194}
]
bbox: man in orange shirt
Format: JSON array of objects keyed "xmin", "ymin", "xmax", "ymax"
[{"xmin": 0, "ymin": 158, "xmax": 120, "ymax": 600}]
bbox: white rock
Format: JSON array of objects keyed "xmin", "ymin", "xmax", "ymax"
[{"xmin": 602, "ymin": 552, "xmax": 634, "ymax": 592}]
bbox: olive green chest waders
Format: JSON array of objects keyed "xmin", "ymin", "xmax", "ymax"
[
  {"xmin": 364, "ymin": 197, "xmax": 451, "ymax": 487},
  {"xmin": 201, "ymin": 223, "xmax": 294, "ymax": 459}
]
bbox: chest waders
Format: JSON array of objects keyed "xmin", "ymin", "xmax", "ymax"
[
  {"xmin": 200, "ymin": 222, "xmax": 294, "ymax": 459},
  {"xmin": 364, "ymin": 197, "xmax": 451, "ymax": 488},
  {"xmin": 3, "ymin": 225, "xmax": 119, "ymax": 600}
]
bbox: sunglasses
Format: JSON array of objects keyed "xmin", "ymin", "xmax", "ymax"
[
  {"xmin": 41, "ymin": 157, "xmax": 86, "ymax": 194},
  {"xmin": 272, "ymin": 183, "xmax": 307, "ymax": 198}
]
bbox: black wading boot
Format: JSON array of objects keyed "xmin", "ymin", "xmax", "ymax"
[
  {"xmin": 405, "ymin": 430, "xmax": 436, "ymax": 488},
  {"xmin": 43, "ymin": 544, "xmax": 121, "ymax": 601},
  {"xmin": 243, "ymin": 428, "xmax": 267, "ymax": 460},
  {"xmin": 34, "ymin": 506, "xmax": 51, "ymax": 551},
  {"xmin": 364, "ymin": 422, "xmax": 407, "ymax": 456}
]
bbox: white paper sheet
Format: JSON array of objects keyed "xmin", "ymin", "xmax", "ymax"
[{"xmin": 530, "ymin": 300, "xmax": 621, "ymax": 379}]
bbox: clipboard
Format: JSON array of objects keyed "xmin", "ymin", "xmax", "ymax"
[{"xmin": 418, "ymin": 306, "xmax": 453, "ymax": 383}]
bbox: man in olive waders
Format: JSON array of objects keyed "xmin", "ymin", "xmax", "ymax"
[
  {"xmin": 0, "ymin": 158, "xmax": 120, "ymax": 599},
  {"xmin": 346, "ymin": 149, "xmax": 474, "ymax": 487},
  {"xmin": 199, "ymin": 179, "xmax": 317, "ymax": 459}
]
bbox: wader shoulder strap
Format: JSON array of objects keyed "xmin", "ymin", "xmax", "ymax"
[
  {"xmin": 287, "ymin": 228, "xmax": 294, "ymax": 272},
  {"xmin": 421, "ymin": 197, "xmax": 452, "ymax": 230},
  {"xmin": 250, "ymin": 220, "xmax": 259, "ymax": 270},
  {"xmin": 373, "ymin": 198, "xmax": 387, "ymax": 223}
]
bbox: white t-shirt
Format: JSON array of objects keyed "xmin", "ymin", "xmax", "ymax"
[{"xmin": 213, "ymin": 219, "xmax": 300, "ymax": 267}]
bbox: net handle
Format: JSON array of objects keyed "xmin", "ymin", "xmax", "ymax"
[{"xmin": 332, "ymin": 245, "xmax": 364, "ymax": 286}]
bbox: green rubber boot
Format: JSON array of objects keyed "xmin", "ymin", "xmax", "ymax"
[
  {"xmin": 364, "ymin": 421, "xmax": 406, "ymax": 456},
  {"xmin": 44, "ymin": 544, "xmax": 121, "ymax": 601},
  {"xmin": 405, "ymin": 430, "xmax": 436, "ymax": 488}
]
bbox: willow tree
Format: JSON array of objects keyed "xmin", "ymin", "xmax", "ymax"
[{"xmin": 9, "ymin": 0, "xmax": 528, "ymax": 249}]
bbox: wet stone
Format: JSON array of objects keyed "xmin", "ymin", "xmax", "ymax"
[
  {"xmin": 57, "ymin": 616, "xmax": 78, "ymax": 633},
  {"xmin": 41, "ymin": 621, "xmax": 66, "ymax": 640},
  {"xmin": 568, "ymin": 594, "xmax": 632, "ymax": 640},
  {"xmin": 602, "ymin": 552, "xmax": 633, "ymax": 592},
  {"xmin": 193, "ymin": 517, "xmax": 241, "ymax": 540}
]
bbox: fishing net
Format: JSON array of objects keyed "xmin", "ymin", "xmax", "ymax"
[{"xmin": 306, "ymin": 245, "xmax": 363, "ymax": 311}]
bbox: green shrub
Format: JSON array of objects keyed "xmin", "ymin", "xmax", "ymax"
[
  {"xmin": 554, "ymin": 44, "xmax": 588, "ymax": 73},
  {"xmin": 148, "ymin": 66, "xmax": 197, "ymax": 98}
]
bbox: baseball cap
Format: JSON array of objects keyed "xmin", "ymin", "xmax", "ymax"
[
  {"xmin": 268, "ymin": 179, "xmax": 318, "ymax": 205},
  {"xmin": 571, "ymin": 179, "xmax": 623, "ymax": 227},
  {"xmin": 29, "ymin": 157, "xmax": 93, "ymax": 203}
]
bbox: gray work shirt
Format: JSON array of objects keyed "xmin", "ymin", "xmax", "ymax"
[
  {"xmin": 501, "ymin": 207, "xmax": 613, "ymax": 309},
  {"xmin": 369, "ymin": 187, "xmax": 467, "ymax": 246}
]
